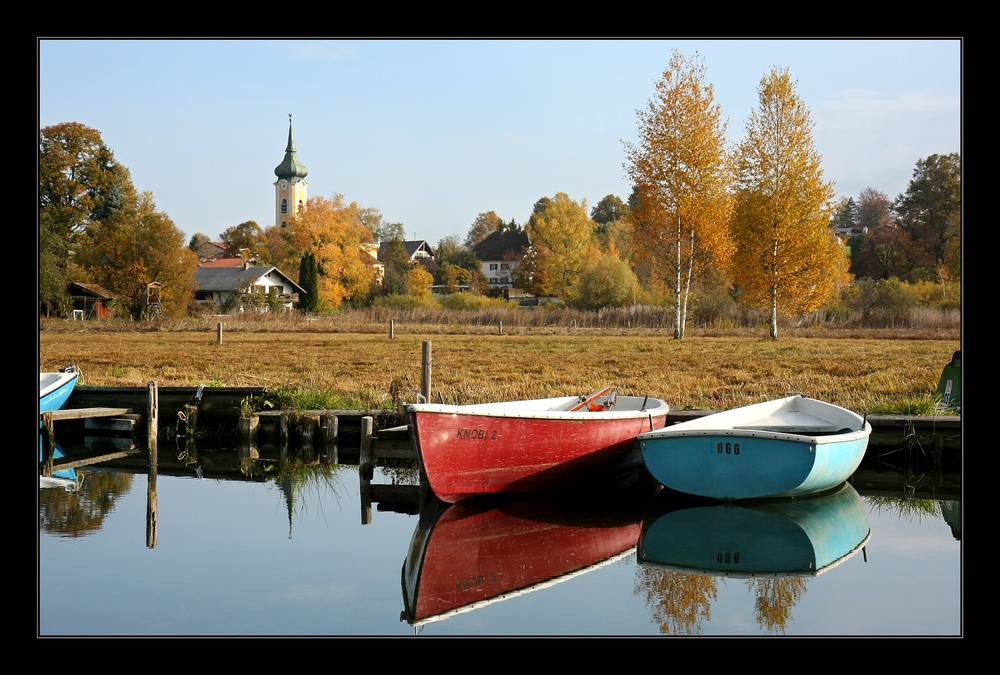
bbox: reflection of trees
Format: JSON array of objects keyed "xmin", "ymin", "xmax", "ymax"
[
  {"xmin": 746, "ymin": 578, "xmax": 808, "ymax": 634},
  {"xmin": 635, "ymin": 567, "xmax": 718, "ymax": 635},
  {"xmin": 39, "ymin": 471, "xmax": 134, "ymax": 537},
  {"xmin": 636, "ymin": 568, "xmax": 810, "ymax": 634}
]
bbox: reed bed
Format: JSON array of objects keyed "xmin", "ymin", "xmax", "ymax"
[
  {"xmin": 40, "ymin": 305, "xmax": 960, "ymax": 340},
  {"xmin": 40, "ymin": 319, "xmax": 960, "ymax": 414}
]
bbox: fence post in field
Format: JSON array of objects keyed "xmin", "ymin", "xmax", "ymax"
[
  {"xmin": 421, "ymin": 341, "xmax": 432, "ymax": 403},
  {"xmin": 499, "ymin": 320, "xmax": 503, "ymax": 335},
  {"xmin": 217, "ymin": 322, "xmax": 223, "ymax": 345},
  {"xmin": 390, "ymin": 319, "xmax": 395, "ymax": 339}
]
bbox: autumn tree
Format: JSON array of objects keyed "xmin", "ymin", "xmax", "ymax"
[
  {"xmin": 624, "ymin": 51, "xmax": 734, "ymax": 339},
  {"xmin": 590, "ymin": 194, "xmax": 631, "ymax": 226},
  {"xmin": 78, "ymin": 189, "xmax": 199, "ymax": 319},
  {"xmin": 40, "ymin": 122, "xmax": 125, "ymax": 240},
  {"xmin": 574, "ymin": 252, "xmax": 638, "ymax": 310},
  {"xmin": 39, "ymin": 122, "xmax": 132, "ymax": 314},
  {"xmin": 220, "ymin": 220, "xmax": 268, "ymax": 261},
  {"xmin": 523, "ymin": 192, "xmax": 596, "ymax": 302},
  {"xmin": 285, "ymin": 194, "xmax": 376, "ymax": 309},
  {"xmin": 435, "ymin": 235, "xmax": 480, "ymax": 273},
  {"xmin": 465, "ymin": 211, "xmax": 504, "ymax": 249},
  {"xmin": 855, "ymin": 187, "xmax": 893, "ymax": 232},
  {"xmin": 403, "ymin": 264, "xmax": 434, "ymax": 297},
  {"xmin": 893, "ymin": 153, "xmax": 961, "ymax": 281},
  {"xmin": 730, "ymin": 67, "xmax": 848, "ymax": 339}
]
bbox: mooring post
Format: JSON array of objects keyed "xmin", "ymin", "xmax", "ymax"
[
  {"xmin": 145, "ymin": 379, "xmax": 159, "ymax": 548},
  {"xmin": 217, "ymin": 322, "xmax": 223, "ymax": 345},
  {"xmin": 147, "ymin": 380, "xmax": 158, "ymax": 462},
  {"xmin": 421, "ymin": 340, "xmax": 432, "ymax": 402},
  {"xmin": 360, "ymin": 416, "xmax": 374, "ymax": 480},
  {"xmin": 323, "ymin": 412, "xmax": 339, "ymax": 464},
  {"xmin": 390, "ymin": 319, "xmax": 395, "ymax": 339}
]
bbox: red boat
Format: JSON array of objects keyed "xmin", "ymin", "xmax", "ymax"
[{"xmin": 405, "ymin": 388, "xmax": 670, "ymax": 503}]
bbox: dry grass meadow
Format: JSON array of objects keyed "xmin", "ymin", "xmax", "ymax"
[{"xmin": 39, "ymin": 312, "xmax": 961, "ymax": 414}]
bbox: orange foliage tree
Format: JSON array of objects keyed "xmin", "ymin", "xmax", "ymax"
[{"xmin": 285, "ymin": 195, "xmax": 376, "ymax": 309}]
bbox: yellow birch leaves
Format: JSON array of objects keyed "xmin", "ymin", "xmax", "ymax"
[
  {"xmin": 624, "ymin": 51, "xmax": 733, "ymax": 338},
  {"xmin": 731, "ymin": 68, "xmax": 849, "ymax": 337}
]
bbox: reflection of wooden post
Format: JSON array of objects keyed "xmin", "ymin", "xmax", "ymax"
[
  {"xmin": 360, "ymin": 473, "xmax": 372, "ymax": 525},
  {"xmin": 147, "ymin": 459, "xmax": 158, "ymax": 549},
  {"xmin": 217, "ymin": 322, "xmax": 223, "ymax": 345},
  {"xmin": 41, "ymin": 411, "xmax": 55, "ymax": 476},
  {"xmin": 421, "ymin": 341, "xmax": 432, "ymax": 402}
]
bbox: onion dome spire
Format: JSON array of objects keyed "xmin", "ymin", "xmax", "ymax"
[{"xmin": 274, "ymin": 114, "xmax": 308, "ymax": 182}]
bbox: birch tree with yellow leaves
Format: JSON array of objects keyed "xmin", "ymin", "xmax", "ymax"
[
  {"xmin": 731, "ymin": 67, "xmax": 849, "ymax": 339},
  {"xmin": 625, "ymin": 51, "xmax": 733, "ymax": 339}
]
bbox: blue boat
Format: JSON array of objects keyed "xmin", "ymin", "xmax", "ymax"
[
  {"xmin": 40, "ymin": 365, "xmax": 79, "ymax": 414},
  {"xmin": 637, "ymin": 482, "xmax": 870, "ymax": 577},
  {"xmin": 638, "ymin": 395, "xmax": 870, "ymax": 500}
]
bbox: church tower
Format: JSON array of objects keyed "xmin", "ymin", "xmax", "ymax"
[{"xmin": 274, "ymin": 115, "xmax": 309, "ymax": 228}]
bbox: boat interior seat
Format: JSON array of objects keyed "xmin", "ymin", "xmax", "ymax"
[{"xmin": 732, "ymin": 410, "xmax": 845, "ymax": 434}]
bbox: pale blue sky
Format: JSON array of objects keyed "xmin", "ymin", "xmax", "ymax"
[{"xmin": 39, "ymin": 39, "xmax": 961, "ymax": 246}]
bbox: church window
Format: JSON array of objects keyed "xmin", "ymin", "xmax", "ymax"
[{"xmin": 281, "ymin": 198, "xmax": 288, "ymax": 214}]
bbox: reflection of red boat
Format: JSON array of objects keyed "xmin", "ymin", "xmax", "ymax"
[
  {"xmin": 401, "ymin": 473, "xmax": 657, "ymax": 627},
  {"xmin": 405, "ymin": 389, "xmax": 669, "ymax": 503}
]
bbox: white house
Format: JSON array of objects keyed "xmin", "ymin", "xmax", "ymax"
[
  {"xmin": 194, "ymin": 264, "xmax": 305, "ymax": 312},
  {"xmin": 472, "ymin": 229, "xmax": 529, "ymax": 289}
]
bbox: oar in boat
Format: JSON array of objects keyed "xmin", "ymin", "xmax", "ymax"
[{"xmin": 569, "ymin": 386, "xmax": 614, "ymax": 412}]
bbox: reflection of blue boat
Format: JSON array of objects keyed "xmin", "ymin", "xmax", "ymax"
[
  {"xmin": 638, "ymin": 395, "xmax": 870, "ymax": 500},
  {"xmin": 40, "ymin": 365, "xmax": 79, "ymax": 413},
  {"xmin": 637, "ymin": 483, "xmax": 870, "ymax": 577},
  {"xmin": 39, "ymin": 438, "xmax": 79, "ymax": 490}
]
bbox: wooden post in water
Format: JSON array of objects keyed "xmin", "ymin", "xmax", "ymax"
[
  {"xmin": 359, "ymin": 416, "xmax": 374, "ymax": 480},
  {"xmin": 421, "ymin": 340, "xmax": 432, "ymax": 403},
  {"xmin": 217, "ymin": 322, "xmax": 223, "ymax": 345},
  {"xmin": 147, "ymin": 380, "xmax": 158, "ymax": 549},
  {"xmin": 323, "ymin": 412, "xmax": 339, "ymax": 464},
  {"xmin": 390, "ymin": 319, "xmax": 395, "ymax": 339},
  {"xmin": 147, "ymin": 381, "xmax": 158, "ymax": 460}
]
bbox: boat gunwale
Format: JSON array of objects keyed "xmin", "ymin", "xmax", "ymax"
[
  {"xmin": 639, "ymin": 422, "xmax": 872, "ymax": 446},
  {"xmin": 405, "ymin": 396, "xmax": 669, "ymax": 422},
  {"xmin": 40, "ymin": 371, "xmax": 79, "ymax": 398},
  {"xmin": 637, "ymin": 395, "xmax": 867, "ymax": 445}
]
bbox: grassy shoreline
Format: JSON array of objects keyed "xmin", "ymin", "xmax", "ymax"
[{"xmin": 40, "ymin": 320, "xmax": 960, "ymax": 414}]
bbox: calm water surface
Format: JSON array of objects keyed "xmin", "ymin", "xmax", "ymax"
[{"xmin": 38, "ymin": 441, "xmax": 961, "ymax": 636}]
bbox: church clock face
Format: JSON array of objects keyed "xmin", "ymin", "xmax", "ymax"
[{"xmin": 280, "ymin": 181, "xmax": 288, "ymax": 192}]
